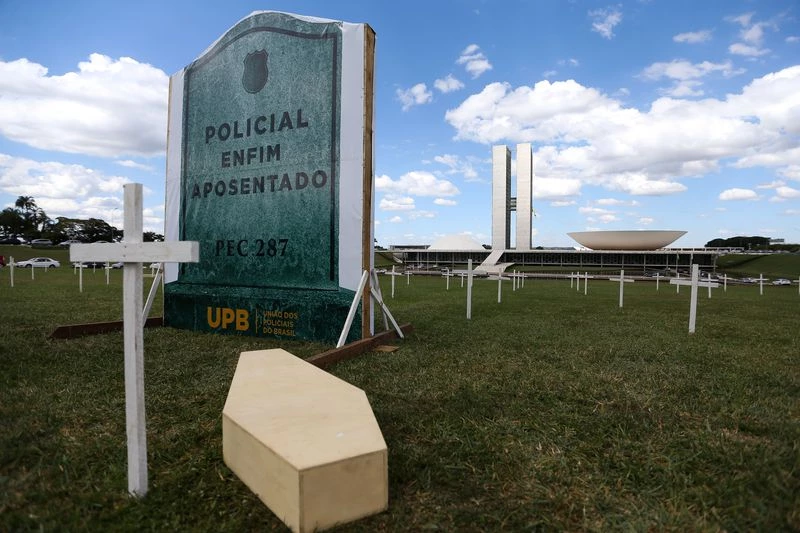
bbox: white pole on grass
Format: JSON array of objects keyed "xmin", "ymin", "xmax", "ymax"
[{"xmin": 466, "ymin": 259, "xmax": 473, "ymax": 320}]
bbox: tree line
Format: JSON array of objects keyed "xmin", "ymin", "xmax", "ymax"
[
  {"xmin": 0, "ymin": 196, "xmax": 163, "ymax": 243},
  {"xmin": 705, "ymin": 236, "xmax": 797, "ymax": 252}
]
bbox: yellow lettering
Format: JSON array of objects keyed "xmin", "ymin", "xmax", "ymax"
[
  {"xmin": 207, "ymin": 307, "xmax": 221, "ymax": 328},
  {"xmin": 236, "ymin": 309, "xmax": 250, "ymax": 331}
]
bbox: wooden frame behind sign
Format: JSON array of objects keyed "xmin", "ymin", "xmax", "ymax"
[{"xmin": 361, "ymin": 26, "xmax": 376, "ymax": 339}]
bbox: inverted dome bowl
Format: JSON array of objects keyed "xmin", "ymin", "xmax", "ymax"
[{"xmin": 567, "ymin": 230, "xmax": 687, "ymax": 250}]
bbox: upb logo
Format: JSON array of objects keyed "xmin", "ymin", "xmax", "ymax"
[
  {"xmin": 242, "ymin": 50, "xmax": 268, "ymax": 94},
  {"xmin": 207, "ymin": 307, "xmax": 250, "ymax": 331}
]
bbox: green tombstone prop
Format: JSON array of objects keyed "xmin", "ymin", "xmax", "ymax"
[{"xmin": 164, "ymin": 12, "xmax": 375, "ymax": 343}]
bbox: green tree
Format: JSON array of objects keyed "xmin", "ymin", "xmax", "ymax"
[
  {"xmin": 13, "ymin": 196, "xmax": 50, "ymax": 237},
  {"xmin": 0, "ymin": 207, "xmax": 25, "ymax": 237}
]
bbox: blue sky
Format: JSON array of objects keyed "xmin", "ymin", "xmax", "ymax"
[{"xmin": 0, "ymin": 0, "xmax": 798, "ymax": 247}]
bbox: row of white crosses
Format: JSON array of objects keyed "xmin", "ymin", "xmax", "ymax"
[
  {"xmin": 570, "ymin": 272, "xmax": 595, "ymax": 295},
  {"xmin": 70, "ymin": 184, "xmax": 199, "ymax": 497}
]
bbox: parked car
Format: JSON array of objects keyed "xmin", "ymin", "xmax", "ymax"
[
  {"xmin": 772, "ymin": 278, "xmax": 791, "ymax": 286},
  {"xmin": 29, "ymin": 238, "xmax": 53, "ymax": 246},
  {"xmin": 15, "ymin": 257, "xmax": 61, "ymax": 268},
  {"xmin": 58, "ymin": 239, "xmax": 83, "ymax": 246},
  {"xmin": 0, "ymin": 237, "xmax": 23, "ymax": 245},
  {"xmin": 79, "ymin": 261, "xmax": 107, "ymax": 269}
]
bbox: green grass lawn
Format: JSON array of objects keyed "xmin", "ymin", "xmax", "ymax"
[{"xmin": 1, "ymin": 266, "xmax": 798, "ymax": 531}]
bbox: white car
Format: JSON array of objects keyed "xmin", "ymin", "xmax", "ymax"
[
  {"xmin": 772, "ymin": 278, "xmax": 791, "ymax": 286},
  {"xmin": 15, "ymin": 257, "xmax": 61, "ymax": 268}
]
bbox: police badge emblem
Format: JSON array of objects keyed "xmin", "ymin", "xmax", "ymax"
[{"xmin": 242, "ymin": 50, "xmax": 268, "ymax": 94}]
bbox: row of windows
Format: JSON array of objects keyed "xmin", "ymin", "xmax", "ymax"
[{"xmin": 399, "ymin": 250, "xmax": 717, "ymax": 269}]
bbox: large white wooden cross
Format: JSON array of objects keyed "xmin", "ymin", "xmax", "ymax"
[
  {"xmin": 669, "ymin": 264, "xmax": 718, "ymax": 333},
  {"xmin": 609, "ymin": 270, "xmax": 634, "ymax": 308},
  {"xmin": 70, "ymin": 183, "xmax": 199, "ymax": 497}
]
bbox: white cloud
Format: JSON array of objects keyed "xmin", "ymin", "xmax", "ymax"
[
  {"xmin": 0, "ymin": 153, "xmax": 164, "ymax": 232},
  {"xmin": 434, "ymin": 75, "xmax": 464, "ymax": 93},
  {"xmin": 641, "ymin": 60, "xmax": 738, "ymax": 81},
  {"xmin": 727, "ymin": 13, "xmax": 774, "ymax": 57},
  {"xmin": 673, "ymin": 30, "xmax": 712, "ymax": 43},
  {"xmin": 719, "ymin": 188, "xmax": 758, "ymax": 201},
  {"xmin": 550, "ymin": 200, "xmax": 576, "ymax": 207},
  {"xmin": 444, "ymin": 66, "xmax": 800, "ymax": 198},
  {"xmin": 409, "ymin": 211, "xmax": 436, "ymax": 220},
  {"xmin": 778, "ymin": 165, "xmax": 800, "ymax": 181},
  {"xmin": 0, "ymin": 54, "xmax": 168, "ymax": 158},
  {"xmin": 640, "ymin": 60, "xmax": 744, "ymax": 97},
  {"xmin": 579, "ymin": 206, "xmax": 615, "ymax": 216},
  {"xmin": 609, "ymin": 174, "xmax": 687, "ymax": 196},
  {"xmin": 596, "ymin": 198, "xmax": 626, "ymax": 206},
  {"xmin": 396, "ymin": 83, "xmax": 433, "ymax": 111},
  {"xmin": 756, "ymin": 180, "xmax": 784, "ymax": 189},
  {"xmin": 774, "ymin": 185, "xmax": 800, "ymax": 199},
  {"xmin": 379, "ymin": 196, "xmax": 416, "ymax": 211},
  {"xmin": 638, "ymin": 217, "xmax": 655, "ymax": 225},
  {"xmin": 728, "ymin": 13, "xmax": 755, "ymax": 27},
  {"xmin": 787, "ymin": 36, "xmax": 800, "ymax": 44},
  {"xmin": 588, "ymin": 6, "xmax": 623, "ymax": 39},
  {"xmin": 434, "ymin": 198, "xmax": 457, "ymax": 206},
  {"xmin": 729, "ymin": 43, "xmax": 769, "ymax": 57},
  {"xmin": 535, "ymin": 177, "xmax": 582, "ymax": 199},
  {"xmin": 433, "ymin": 154, "xmax": 480, "ymax": 181},
  {"xmin": 389, "ymin": 216, "xmax": 403, "ymax": 223},
  {"xmin": 663, "ymin": 80, "xmax": 704, "ymax": 97},
  {"xmin": 456, "ymin": 44, "xmax": 492, "ymax": 79},
  {"xmin": 116, "ymin": 159, "xmax": 155, "ymax": 172},
  {"xmin": 376, "ymin": 171, "xmax": 460, "ymax": 197}
]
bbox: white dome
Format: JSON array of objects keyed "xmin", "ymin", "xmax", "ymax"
[
  {"xmin": 428, "ymin": 234, "xmax": 485, "ymax": 250},
  {"xmin": 568, "ymin": 230, "xmax": 686, "ymax": 250}
]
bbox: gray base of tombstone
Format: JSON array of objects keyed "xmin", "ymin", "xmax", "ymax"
[{"xmin": 164, "ymin": 283, "xmax": 360, "ymax": 344}]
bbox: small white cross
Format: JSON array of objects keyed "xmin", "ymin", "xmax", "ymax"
[
  {"xmin": 608, "ymin": 270, "xmax": 634, "ymax": 308},
  {"xmin": 669, "ymin": 264, "xmax": 718, "ymax": 333},
  {"xmin": 451, "ymin": 259, "xmax": 477, "ymax": 319},
  {"xmin": 756, "ymin": 273, "xmax": 767, "ymax": 296},
  {"xmin": 70, "ymin": 183, "xmax": 199, "ymax": 497},
  {"xmin": 442, "ymin": 268, "xmax": 455, "ymax": 290},
  {"xmin": 583, "ymin": 272, "xmax": 595, "ymax": 295},
  {"xmin": 385, "ymin": 265, "xmax": 403, "ymax": 298}
]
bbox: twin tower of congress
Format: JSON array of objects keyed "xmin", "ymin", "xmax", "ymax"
[{"xmin": 492, "ymin": 143, "xmax": 534, "ymax": 251}]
